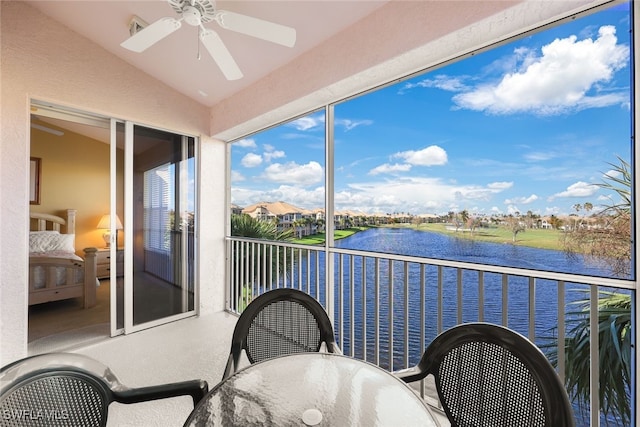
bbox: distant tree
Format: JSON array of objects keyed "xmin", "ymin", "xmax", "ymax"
[
  {"xmin": 467, "ymin": 217, "xmax": 482, "ymax": 234},
  {"xmin": 460, "ymin": 210, "xmax": 469, "ymax": 224},
  {"xmin": 563, "ymin": 156, "xmax": 631, "ymax": 277},
  {"xmin": 524, "ymin": 210, "xmax": 536, "ymax": 228},
  {"xmin": 505, "ymin": 215, "xmax": 525, "ymax": 242},
  {"xmin": 549, "ymin": 214, "xmax": 562, "ymax": 230}
]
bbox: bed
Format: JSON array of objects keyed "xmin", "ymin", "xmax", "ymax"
[{"xmin": 29, "ymin": 209, "xmax": 98, "ymax": 308}]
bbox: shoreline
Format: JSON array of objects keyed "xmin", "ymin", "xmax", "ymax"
[{"xmin": 294, "ymin": 223, "xmax": 565, "ymax": 252}]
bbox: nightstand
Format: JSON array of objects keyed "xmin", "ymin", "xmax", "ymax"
[{"xmin": 96, "ymin": 248, "xmax": 124, "ymax": 279}]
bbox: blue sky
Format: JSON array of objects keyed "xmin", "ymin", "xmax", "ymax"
[{"xmin": 231, "ymin": 3, "xmax": 631, "ymax": 218}]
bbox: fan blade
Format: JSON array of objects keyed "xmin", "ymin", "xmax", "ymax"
[
  {"xmin": 200, "ymin": 29, "xmax": 243, "ymax": 80},
  {"xmin": 215, "ymin": 11, "xmax": 296, "ymax": 48},
  {"xmin": 121, "ymin": 17, "xmax": 182, "ymax": 52}
]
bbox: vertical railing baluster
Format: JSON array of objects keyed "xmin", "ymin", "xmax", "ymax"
[
  {"xmin": 478, "ymin": 271, "xmax": 484, "ymax": 322},
  {"xmin": 283, "ymin": 246, "xmax": 288, "ymax": 288},
  {"xmin": 557, "ymin": 280, "xmax": 566, "ymax": 384},
  {"xmin": 240, "ymin": 241, "xmax": 246, "ymax": 309},
  {"xmin": 268, "ymin": 245, "xmax": 273, "ymax": 291},
  {"xmin": 419, "ymin": 263, "xmax": 426, "ymax": 398},
  {"xmin": 404, "ymin": 261, "xmax": 409, "ymax": 369},
  {"xmin": 388, "ymin": 259, "xmax": 394, "ymax": 371},
  {"xmin": 315, "ymin": 250, "xmax": 320, "ymax": 304},
  {"xmin": 306, "ymin": 249, "xmax": 311, "ymax": 293},
  {"xmin": 374, "ymin": 258, "xmax": 380, "ymax": 366},
  {"xmin": 276, "ymin": 244, "xmax": 280, "ymax": 288},
  {"xmin": 437, "ymin": 265, "xmax": 443, "ymax": 334},
  {"xmin": 339, "ymin": 253, "xmax": 344, "ymax": 352},
  {"xmin": 251, "ymin": 241, "xmax": 256, "ymax": 298},
  {"xmin": 457, "ymin": 268, "xmax": 463, "ymax": 324},
  {"xmin": 297, "ymin": 248, "xmax": 302, "ymax": 290},
  {"xmin": 590, "ymin": 285, "xmax": 600, "ymax": 427},
  {"xmin": 349, "ymin": 254, "xmax": 355, "ymax": 358},
  {"xmin": 230, "ymin": 240, "xmax": 236, "ymax": 312},
  {"xmin": 529, "ymin": 277, "xmax": 535, "ymax": 340},
  {"xmin": 362, "ymin": 256, "xmax": 367, "ymax": 361},
  {"xmin": 502, "ymin": 274, "xmax": 508, "ymax": 327}
]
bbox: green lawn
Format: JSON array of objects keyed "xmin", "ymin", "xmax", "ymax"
[
  {"xmin": 292, "ymin": 227, "xmax": 369, "ymax": 245},
  {"xmin": 396, "ymin": 223, "xmax": 565, "ymax": 251}
]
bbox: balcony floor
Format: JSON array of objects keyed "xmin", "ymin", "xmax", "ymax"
[{"xmin": 29, "ymin": 310, "xmax": 448, "ymax": 426}]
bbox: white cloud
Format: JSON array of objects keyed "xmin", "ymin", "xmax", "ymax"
[
  {"xmin": 524, "ymin": 152, "xmax": 557, "ymax": 162},
  {"xmin": 232, "ymin": 185, "xmax": 325, "ymax": 209},
  {"xmin": 241, "ymin": 153, "xmax": 262, "ymax": 168},
  {"xmin": 234, "ymin": 138, "xmax": 257, "ymax": 148},
  {"xmin": 335, "ymin": 118, "xmax": 374, "ymax": 131},
  {"xmin": 400, "ymin": 75, "xmax": 469, "ymax": 93},
  {"xmin": 506, "ymin": 205, "xmax": 521, "ymax": 215},
  {"xmin": 263, "ymin": 145, "xmax": 285, "ymax": 162},
  {"xmin": 263, "ymin": 161, "xmax": 323, "ymax": 186},
  {"xmin": 369, "ymin": 163, "xmax": 412, "ymax": 175},
  {"xmin": 548, "ymin": 181, "xmax": 598, "ymax": 201},
  {"xmin": 504, "ymin": 194, "xmax": 539, "ymax": 204},
  {"xmin": 452, "ymin": 25, "xmax": 629, "ymax": 115},
  {"xmin": 603, "ymin": 169, "xmax": 622, "ymax": 180},
  {"xmin": 393, "ymin": 145, "xmax": 448, "ymax": 166},
  {"xmin": 231, "ymin": 170, "xmax": 245, "ymax": 182},
  {"xmin": 337, "ymin": 176, "xmax": 512, "ymax": 214},
  {"xmin": 288, "ymin": 115, "xmax": 372, "ymax": 132},
  {"xmin": 487, "ymin": 181, "xmax": 513, "ymax": 190},
  {"xmin": 232, "ymin": 175, "xmax": 515, "ymax": 215},
  {"xmin": 288, "ymin": 115, "xmax": 325, "ymax": 131}
]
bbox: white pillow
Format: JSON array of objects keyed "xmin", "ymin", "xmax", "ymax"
[{"xmin": 29, "ymin": 233, "xmax": 75, "ymax": 253}]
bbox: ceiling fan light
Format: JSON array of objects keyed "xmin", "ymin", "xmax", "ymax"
[{"xmin": 182, "ymin": 6, "xmax": 202, "ymax": 26}]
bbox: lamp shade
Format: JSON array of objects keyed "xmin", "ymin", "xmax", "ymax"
[{"xmin": 97, "ymin": 214, "xmax": 123, "ymax": 230}]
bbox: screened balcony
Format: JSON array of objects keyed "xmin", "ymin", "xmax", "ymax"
[{"xmin": 226, "ymin": 236, "xmax": 634, "ymax": 427}]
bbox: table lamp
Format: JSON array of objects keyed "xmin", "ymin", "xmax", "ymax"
[{"xmin": 97, "ymin": 214, "xmax": 123, "ymax": 248}]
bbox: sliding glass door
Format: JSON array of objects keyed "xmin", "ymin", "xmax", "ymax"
[{"xmin": 113, "ymin": 122, "xmax": 197, "ymax": 334}]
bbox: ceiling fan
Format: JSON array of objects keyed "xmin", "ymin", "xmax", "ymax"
[{"xmin": 120, "ymin": 0, "xmax": 296, "ymax": 81}]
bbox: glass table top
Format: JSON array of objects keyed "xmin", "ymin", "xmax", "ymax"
[{"xmin": 185, "ymin": 352, "xmax": 439, "ymax": 426}]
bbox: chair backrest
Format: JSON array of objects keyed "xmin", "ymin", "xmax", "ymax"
[
  {"xmin": 423, "ymin": 323, "xmax": 575, "ymax": 427},
  {"xmin": 0, "ymin": 353, "xmax": 208, "ymax": 427},
  {"xmin": 223, "ymin": 288, "xmax": 340, "ymax": 379}
]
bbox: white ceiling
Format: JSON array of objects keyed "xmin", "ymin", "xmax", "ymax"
[{"xmin": 25, "ymin": 0, "xmax": 389, "ymax": 109}]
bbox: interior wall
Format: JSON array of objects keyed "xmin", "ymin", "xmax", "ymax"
[
  {"xmin": 30, "ymin": 124, "xmax": 123, "ymax": 252},
  {"xmin": 0, "ymin": 1, "xmax": 225, "ymax": 366}
]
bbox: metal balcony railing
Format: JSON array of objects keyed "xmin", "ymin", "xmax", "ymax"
[{"xmin": 225, "ymin": 236, "xmax": 634, "ymax": 427}]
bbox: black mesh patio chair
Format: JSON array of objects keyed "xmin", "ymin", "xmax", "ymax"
[
  {"xmin": 222, "ymin": 288, "xmax": 341, "ymax": 379},
  {"xmin": 0, "ymin": 352, "xmax": 208, "ymax": 427},
  {"xmin": 393, "ymin": 322, "xmax": 575, "ymax": 427}
]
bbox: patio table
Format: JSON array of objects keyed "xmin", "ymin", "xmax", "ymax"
[{"xmin": 184, "ymin": 352, "xmax": 440, "ymax": 426}]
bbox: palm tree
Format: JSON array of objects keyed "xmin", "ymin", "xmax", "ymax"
[
  {"xmin": 550, "ymin": 156, "xmax": 632, "ymax": 424},
  {"xmin": 543, "ymin": 291, "xmax": 631, "ymax": 425},
  {"xmin": 230, "ymin": 214, "xmax": 294, "ymax": 309}
]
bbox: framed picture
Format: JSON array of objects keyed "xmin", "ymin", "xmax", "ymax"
[{"xmin": 30, "ymin": 157, "xmax": 41, "ymax": 205}]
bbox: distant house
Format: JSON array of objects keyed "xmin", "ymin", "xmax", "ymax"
[{"xmin": 241, "ymin": 201, "xmax": 316, "ymax": 237}]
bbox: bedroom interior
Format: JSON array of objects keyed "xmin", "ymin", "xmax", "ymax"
[
  {"xmin": 28, "ymin": 112, "xmax": 114, "ymax": 349},
  {"xmin": 28, "ymin": 108, "xmax": 197, "ymax": 352}
]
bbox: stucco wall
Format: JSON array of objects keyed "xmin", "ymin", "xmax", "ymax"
[{"xmin": 0, "ymin": 1, "xmax": 225, "ymax": 365}]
